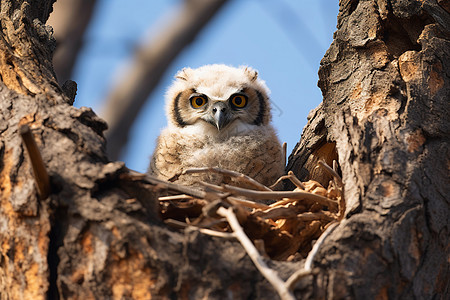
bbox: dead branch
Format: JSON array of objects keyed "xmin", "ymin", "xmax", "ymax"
[
  {"xmin": 19, "ymin": 124, "xmax": 50, "ymax": 199},
  {"xmin": 47, "ymin": 0, "xmax": 97, "ymax": 83},
  {"xmin": 286, "ymin": 222, "xmax": 339, "ymax": 290},
  {"xmin": 318, "ymin": 160, "xmax": 343, "ymax": 187},
  {"xmin": 222, "ymin": 184, "xmax": 338, "ymax": 210},
  {"xmin": 217, "ymin": 207, "xmax": 296, "ymax": 300},
  {"xmin": 165, "ymin": 219, "xmax": 235, "ymax": 239},
  {"xmin": 269, "ymin": 171, "xmax": 305, "ymax": 190},
  {"xmin": 296, "ymin": 212, "xmax": 336, "ymax": 222},
  {"xmin": 253, "ymin": 207, "xmax": 297, "ymax": 220},
  {"xmin": 158, "ymin": 194, "xmax": 194, "ymax": 201},
  {"xmin": 185, "ymin": 167, "xmax": 271, "ymax": 191},
  {"xmin": 103, "ymin": 0, "xmax": 230, "ymax": 160}
]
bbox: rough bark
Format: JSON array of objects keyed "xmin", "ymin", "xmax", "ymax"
[
  {"xmin": 288, "ymin": 0, "xmax": 449, "ymax": 297},
  {"xmin": 0, "ymin": 0, "xmax": 448, "ymax": 300}
]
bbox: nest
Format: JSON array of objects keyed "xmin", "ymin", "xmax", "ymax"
[{"xmin": 159, "ymin": 161, "xmax": 344, "ymax": 261}]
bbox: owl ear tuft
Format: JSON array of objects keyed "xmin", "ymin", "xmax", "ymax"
[
  {"xmin": 243, "ymin": 67, "xmax": 258, "ymax": 82},
  {"xmin": 175, "ymin": 68, "xmax": 192, "ymax": 81}
]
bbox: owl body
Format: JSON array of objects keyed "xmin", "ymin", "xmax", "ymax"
[{"xmin": 149, "ymin": 64, "xmax": 284, "ymax": 186}]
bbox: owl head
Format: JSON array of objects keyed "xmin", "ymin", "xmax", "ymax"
[{"xmin": 165, "ymin": 64, "xmax": 272, "ymax": 137}]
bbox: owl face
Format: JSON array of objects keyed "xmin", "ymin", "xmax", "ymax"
[{"xmin": 165, "ymin": 64, "xmax": 272, "ymax": 137}]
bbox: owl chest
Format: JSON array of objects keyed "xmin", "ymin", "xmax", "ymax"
[{"xmin": 180, "ymin": 139, "xmax": 250, "ymax": 170}]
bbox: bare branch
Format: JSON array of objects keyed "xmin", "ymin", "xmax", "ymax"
[
  {"xmin": 19, "ymin": 124, "xmax": 51, "ymax": 199},
  {"xmin": 286, "ymin": 222, "xmax": 339, "ymax": 290},
  {"xmin": 227, "ymin": 196, "xmax": 270, "ymax": 210},
  {"xmin": 47, "ymin": 0, "xmax": 98, "ymax": 83},
  {"xmin": 185, "ymin": 167, "xmax": 271, "ymax": 191},
  {"xmin": 269, "ymin": 171, "xmax": 305, "ymax": 190},
  {"xmin": 103, "ymin": 0, "xmax": 229, "ymax": 160},
  {"xmin": 222, "ymin": 184, "xmax": 338, "ymax": 210},
  {"xmin": 296, "ymin": 212, "xmax": 336, "ymax": 222},
  {"xmin": 165, "ymin": 219, "xmax": 235, "ymax": 239},
  {"xmin": 318, "ymin": 160, "xmax": 343, "ymax": 187},
  {"xmin": 158, "ymin": 194, "xmax": 194, "ymax": 201},
  {"xmin": 252, "ymin": 206, "xmax": 297, "ymax": 220},
  {"xmin": 304, "ymin": 222, "xmax": 339, "ymax": 270},
  {"xmin": 217, "ymin": 207, "xmax": 296, "ymax": 300}
]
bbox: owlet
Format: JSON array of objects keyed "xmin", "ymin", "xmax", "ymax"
[{"xmin": 148, "ymin": 64, "xmax": 284, "ymax": 187}]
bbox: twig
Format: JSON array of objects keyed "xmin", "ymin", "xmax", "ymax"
[
  {"xmin": 19, "ymin": 124, "xmax": 50, "ymax": 199},
  {"xmin": 333, "ymin": 160, "xmax": 339, "ymax": 173},
  {"xmin": 227, "ymin": 196, "xmax": 270, "ymax": 210},
  {"xmin": 184, "ymin": 167, "xmax": 271, "ymax": 191},
  {"xmin": 158, "ymin": 194, "xmax": 194, "ymax": 201},
  {"xmin": 318, "ymin": 160, "xmax": 343, "ymax": 187},
  {"xmin": 318, "ymin": 160, "xmax": 346, "ymax": 220},
  {"xmin": 282, "ymin": 142, "xmax": 287, "ymax": 167},
  {"xmin": 296, "ymin": 212, "xmax": 336, "ymax": 222},
  {"xmin": 129, "ymin": 172, "xmax": 207, "ymax": 199},
  {"xmin": 217, "ymin": 207, "xmax": 295, "ymax": 300},
  {"xmin": 199, "ymin": 181, "xmax": 270, "ymax": 209},
  {"xmin": 286, "ymin": 222, "xmax": 339, "ymax": 290},
  {"xmin": 269, "ymin": 197, "xmax": 298, "ymax": 208},
  {"xmin": 287, "ymin": 171, "xmax": 305, "ymax": 189},
  {"xmin": 222, "ymin": 184, "xmax": 338, "ymax": 210},
  {"xmin": 304, "ymin": 222, "xmax": 338, "ymax": 270},
  {"xmin": 253, "ymin": 206, "xmax": 297, "ymax": 220},
  {"xmin": 199, "ymin": 181, "xmax": 226, "ymax": 193},
  {"xmin": 269, "ymin": 171, "xmax": 305, "ymax": 190},
  {"xmin": 165, "ymin": 219, "xmax": 235, "ymax": 239}
]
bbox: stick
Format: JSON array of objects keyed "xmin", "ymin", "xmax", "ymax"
[
  {"xmin": 222, "ymin": 184, "xmax": 338, "ymax": 210},
  {"xmin": 158, "ymin": 194, "xmax": 194, "ymax": 201},
  {"xmin": 19, "ymin": 124, "xmax": 50, "ymax": 199},
  {"xmin": 269, "ymin": 171, "xmax": 305, "ymax": 190},
  {"xmin": 199, "ymin": 182, "xmax": 270, "ymax": 209},
  {"xmin": 304, "ymin": 222, "xmax": 338, "ymax": 270},
  {"xmin": 184, "ymin": 167, "xmax": 271, "ymax": 191},
  {"xmin": 227, "ymin": 196, "xmax": 270, "ymax": 210},
  {"xmin": 134, "ymin": 173, "xmax": 207, "ymax": 199},
  {"xmin": 165, "ymin": 219, "xmax": 235, "ymax": 239},
  {"xmin": 217, "ymin": 207, "xmax": 295, "ymax": 300},
  {"xmin": 319, "ymin": 160, "xmax": 346, "ymax": 219},
  {"xmin": 318, "ymin": 160, "xmax": 343, "ymax": 187},
  {"xmin": 282, "ymin": 142, "xmax": 287, "ymax": 167},
  {"xmin": 286, "ymin": 222, "xmax": 339, "ymax": 289},
  {"xmin": 287, "ymin": 171, "xmax": 305, "ymax": 189},
  {"xmin": 253, "ymin": 206, "xmax": 297, "ymax": 220},
  {"xmin": 296, "ymin": 212, "xmax": 336, "ymax": 222}
]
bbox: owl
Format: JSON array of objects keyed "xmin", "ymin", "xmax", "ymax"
[{"xmin": 148, "ymin": 64, "xmax": 284, "ymax": 187}]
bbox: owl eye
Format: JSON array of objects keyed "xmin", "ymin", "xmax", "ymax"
[
  {"xmin": 190, "ymin": 95, "xmax": 207, "ymax": 108},
  {"xmin": 230, "ymin": 94, "xmax": 247, "ymax": 109}
]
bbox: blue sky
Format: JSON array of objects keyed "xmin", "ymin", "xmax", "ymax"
[{"xmin": 72, "ymin": 0, "xmax": 339, "ymax": 172}]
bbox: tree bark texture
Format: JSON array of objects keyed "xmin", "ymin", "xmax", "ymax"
[
  {"xmin": 288, "ymin": 0, "xmax": 449, "ymax": 297},
  {"xmin": 0, "ymin": 0, "xmax": 449, "ymax": 299}
]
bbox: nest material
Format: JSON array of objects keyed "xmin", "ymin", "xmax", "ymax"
[{"xmin": 159, "ymin": 161, "xmax": 344, "ymax": 261}]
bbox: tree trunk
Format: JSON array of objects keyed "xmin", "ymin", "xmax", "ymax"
[{"xmin": 0, "ymin": 0, "xmax": 448, "ymax": 299}]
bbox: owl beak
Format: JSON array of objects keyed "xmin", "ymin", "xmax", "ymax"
[{"xmin": 211, "ymin": 102, "xmax": 231, "ymax": 130}]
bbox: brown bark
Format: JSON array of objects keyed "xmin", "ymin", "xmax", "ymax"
[{"xmin": 0, "ymin": 0, "xmax": 448, "ymax": 299}]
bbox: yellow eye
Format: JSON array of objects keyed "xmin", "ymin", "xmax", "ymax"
[
  {"xmin": 190, "ymin": 96, "xmax": 207, "ymax": 108},
  {"xmin": 230, "ymin": 94, "xmax": 247, "ymax": 108}
]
